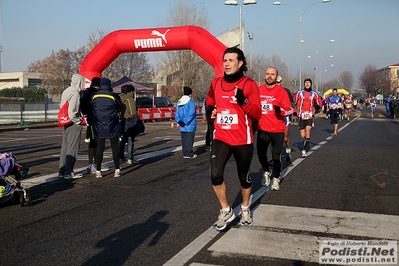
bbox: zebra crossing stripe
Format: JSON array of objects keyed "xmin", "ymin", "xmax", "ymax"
[{"xmin": 208, "ymin": 204, "xmax": 399, "ymax": 263}]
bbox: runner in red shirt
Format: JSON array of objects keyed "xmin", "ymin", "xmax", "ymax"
[
  {"xmin": 257, "ymin": 69, "xmax": 293, "ymax": 191},
  {"xmin": 294, "ymin": 78, "xmax": 322, "ymax": 157},
  {"xmin": 206, "ymin": 47, "xmax": 261, "ymax": 231}
]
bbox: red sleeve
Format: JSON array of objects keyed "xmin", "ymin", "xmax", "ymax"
[
  {"xmin": 242, "ymin": 79, "xmax": 262, "ymax": 120},
  {"xmin": 206, "ymin": 78, "xmax": 217, "ymax": 108}
]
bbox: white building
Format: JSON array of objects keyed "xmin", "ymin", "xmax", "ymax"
[{"xmin": 0, "ymin": 72, "xmax": 42, "ymax": 90}]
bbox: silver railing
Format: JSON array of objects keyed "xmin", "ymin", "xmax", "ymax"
[{"xmin": 0, "ymin": 102, "xmax": 60, "ymax": 125}]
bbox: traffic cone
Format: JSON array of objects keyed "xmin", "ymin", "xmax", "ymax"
[{"xmin": 170, "ymin": 122, "xmax": 174, "ymax": 128}]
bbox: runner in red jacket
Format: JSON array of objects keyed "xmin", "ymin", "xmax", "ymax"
[
  {"xmin": 257, "ymin": 68, "xmax": 293, "ymax": 191},
  {"xmin": 294, "ymin": 78, "xmax": 322, "ymax": 157},
  {"xmin": 206, "ymin": 47, "xmax": 261, "ymax": 231}
]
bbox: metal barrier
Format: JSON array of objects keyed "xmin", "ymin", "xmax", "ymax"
[{"xmin": 0, "ymin": 102, "xmax": 59, "ymax": 125}]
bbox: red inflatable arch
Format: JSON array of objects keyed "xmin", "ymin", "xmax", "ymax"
[{"xmin": 79, "ymin": 25, "xmax": 227, "ymax": 82}]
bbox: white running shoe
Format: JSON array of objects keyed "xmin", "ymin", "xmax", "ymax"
[
  {"xmin": 262, "ymin": 171, "xmax": 271, "ymax": 187},
  {"xmin": 271, "ymin": 178, "xmax": 280, "ymax": 191},
  {"xmin": 95, "ymin": 170, "xmax": 102, "ymax": 179},
  {"xmin": 114, "ymin": 169, "xmax": 121, "ymax": 178},
  {"xmin": 239, "ymin": 208, "xmax": 253, "ymax": 227},
  {"xmin": 302, "ymin": 150, "xmax": 307, "ymax": 157},
  {"xmin": 213, "ymin": 208, "xmax": 235, "ymax": 231}
]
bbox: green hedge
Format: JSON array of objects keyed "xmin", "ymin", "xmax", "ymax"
[{"xmin": 0, "ymin": 87, "xmax": 46, "ymax": 102}]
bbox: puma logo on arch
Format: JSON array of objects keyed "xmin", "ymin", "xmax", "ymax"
[{"xmin": 151, "ymin": 29, "xmax": 170, "ymax": 43}]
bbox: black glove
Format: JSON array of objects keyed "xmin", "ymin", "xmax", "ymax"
[
  {"xmin": 206, "ymin": 106, "xmax": 215, "ymax": 117},
  {"xmin": 178, "ymin": 121, "xmax": 186, "ymax": 127},
  {"xmin": 235, "ymin": 88, "xmax": 247, "ymax": 105},
  {"xmin": 274, "ymin": 105, "xmax": 281, "ymax": 114}
]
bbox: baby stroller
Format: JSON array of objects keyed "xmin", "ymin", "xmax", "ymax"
[{"xmin": 0, "ymin": 152, "xmax": 30, "ymax": 207}]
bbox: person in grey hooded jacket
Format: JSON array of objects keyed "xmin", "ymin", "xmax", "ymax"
[
  {"xmin": 174, "ymin": 86, "xmax": 197, "ymax": 159},
  {"xmin": 58, "ymin": 73, "xmax": 86, "ymax": 180}
]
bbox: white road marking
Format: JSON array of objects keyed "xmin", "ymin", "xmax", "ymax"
[
  {"xmin": 163, "ymin": 115, "xmax": 394, "ymax": 266},
  {"xmin": 0, "ymin": 134, "xmax": 61, "ymax": 143},
  {"xmin": 21, "ymin": 140, "xmax": 205, "ymax": 188},
  {"xmin": 208, "ymin": 205, "xmax": 399, "ymax": 263}
]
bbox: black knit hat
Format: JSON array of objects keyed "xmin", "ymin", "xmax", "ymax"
[
  {"xmin": 91, "ymin": 77, "xmax": 101, "ymax": 87},
  {"xmin": 183, "ymin": 86, "xmax": 192, "ymax": 95},
  {"xmin": 304, "ymin": 78, "xmax": 312, "ymax": 85}
]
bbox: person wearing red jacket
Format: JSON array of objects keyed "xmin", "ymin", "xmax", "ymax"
[
  {"xmin": 294, "ymin": 78, "xmax": 322, "ymax": 157},
  {"xmin": 257, "ymin": 68, "xmax": 293, "ymax": 191},
  {"xmin": 206, "ymin": 47, "xmax": 261, "ymax": 231}
]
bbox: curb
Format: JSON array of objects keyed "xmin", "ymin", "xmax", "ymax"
[{"xmin": 0, "ymin": 122, "xmax": 58, "ymax": 132}]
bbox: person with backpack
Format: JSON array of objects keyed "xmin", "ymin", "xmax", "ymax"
[
  {"xmin": 58, "ymin": 74, "xmax": 86, "ymax": 180},
  {"xmin": 294, "ymin": 78, "xmax": 322, "ymax": 157}
]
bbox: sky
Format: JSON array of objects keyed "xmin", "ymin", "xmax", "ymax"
[{"xmin": 2, "ymin": 0, "xmax": 399, "ymax": 89}]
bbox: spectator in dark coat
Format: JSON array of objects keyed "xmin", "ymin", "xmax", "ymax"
[
  {"xmin": 81, "ymin": 77, "xmax": 109, "ymax": 174},
  {"xmin": 91, "ymin": 78, "xmax": 122, "ymax": 178}
]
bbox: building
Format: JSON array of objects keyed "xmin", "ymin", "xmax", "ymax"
[
  {"xmin": 0, "ymin": 72, "xmax": 42, "ymax": 90},
  {"xmin": 378, "ymin": 63, "xmax": 399, "ymax": 97}
]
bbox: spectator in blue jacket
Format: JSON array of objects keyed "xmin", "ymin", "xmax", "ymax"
[
  {"xmin": 175, "ymin": 86, "xmax": 197, "ymax": 159},
  {"xmin": 91, "ymin": 78, "xmax": 122, "ymax": 178}
]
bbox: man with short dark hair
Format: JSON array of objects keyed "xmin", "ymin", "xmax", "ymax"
[{"xmin": 206, "ymin": 47, "xmax": 261, "ymax": 230}]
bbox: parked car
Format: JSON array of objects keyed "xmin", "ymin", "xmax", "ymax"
[
  {"xmin": 136, "ymin": 97, "xmax": 174, "ymax": 108},
  {"xmin": 136, "ymin": 96, "xmax": 175, "ymax": 122}
]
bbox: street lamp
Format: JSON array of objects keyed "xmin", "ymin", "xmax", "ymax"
[
  {"xmin": 247, "ymin": 32, "xmax": 253, "ymax": 70},
  {"xmin": 273, "ymin": 0, "xmax": 331, "ymax": 88},
  {"xmin": 224, "ymin": 0, "xmax": 257, "ymax": 51},
  {"xmin": 302, "ymin": 39, "xmax": 335, "ymax": 92}
]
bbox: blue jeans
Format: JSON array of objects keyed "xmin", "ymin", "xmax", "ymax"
[{"xmin": 119, "ymin": 134, "xmax": 136, "ymax": 160}]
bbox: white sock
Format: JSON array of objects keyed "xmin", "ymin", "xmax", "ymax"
[
  {"xmin": 222, "ymin": 206, "xmax": 230, "ymax": 212},
  {"xmin": 241, "ymin": 205, "xmax": 249, "ymax": 210},
  {"xmin": 286, "ymin": 148, "xmax": 291, "ymax": 153}
]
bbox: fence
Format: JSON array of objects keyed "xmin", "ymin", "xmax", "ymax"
[
  {"xmin": 0, "ymin": 102, "xmax": 59, "ymax": 125},
  {"xmin": 0, "ymin": 101, "xmax": 204, "ymax": 125}
]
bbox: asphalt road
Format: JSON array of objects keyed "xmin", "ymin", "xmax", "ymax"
[{"xmin": 0, "ymin": 105, "xmax": 398, "ymax": 266}]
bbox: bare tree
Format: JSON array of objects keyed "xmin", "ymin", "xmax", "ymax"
[
  {"xmin": 27, "ymin": 49, "xmax": 80, "ymax": 96},
  {"xmin": 27, "ymin": 30, "xmax": 153, "ymax": 98},
  {"xmin": 323, "ymin": 78, "xmax": 344, "ymax": 92},
  {"xmin": 158, "ymin": 0, "xmax": 213, "ymax": 100},
  {"xmin": 250, "ymin": 54, "xmax": 295, "ymax": 90},
  {"xmin": 358, "ymin": 64, "xmax": 380, "ymax": 96},
  {"xmin": 339, "ymin": 70, "xmax": 354, "ymax": 91},
  {"xmin": 378, "ymin": 68, "xmax": 393, "ymax": 97}
]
